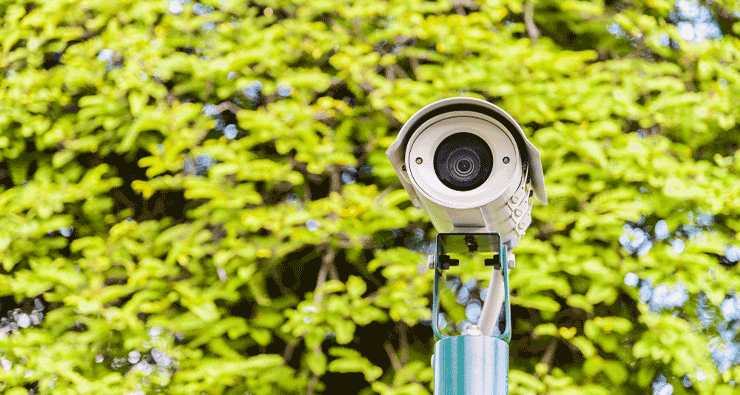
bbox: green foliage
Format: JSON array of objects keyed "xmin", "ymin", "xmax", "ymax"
[{"xmin": 1, "ymin": 0, "xmax": 740, "ymax": 394}]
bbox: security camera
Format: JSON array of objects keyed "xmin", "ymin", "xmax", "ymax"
[
  {"xmin": 386, "ymin": 97, "xmax": 547, "ymax": 249},
  {"xmin": 389, "ymin": 97, "xmax": 548, "ymax": 391},
  {"xmin": 387, "ymin": 97, "xmax": 547, "ymax": 337}
]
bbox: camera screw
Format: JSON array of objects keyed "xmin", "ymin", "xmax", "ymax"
[
  {"xmin": 416, "ymin": 157, "xmax": 423, "ymax": 164},
  {"xmin": 503, "ymin": 157, "xmax": 510, "ymax": 164}
]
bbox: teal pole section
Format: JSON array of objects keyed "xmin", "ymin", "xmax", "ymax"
[{"xmin": 433, "ymin": 335, "xmax": 509, "ymax": 395}]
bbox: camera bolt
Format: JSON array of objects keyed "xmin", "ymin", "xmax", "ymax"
[
  {"xmin": 503, "ymin": 157, "xmax": 510, "ymax": 164},
  {"xmin": 416, "ymin": 157, "xmax": 423, "ymax": 164}
]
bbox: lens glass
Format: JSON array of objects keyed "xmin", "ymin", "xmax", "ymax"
[{"xmin": 434, "ymin": 132, "xmax": 493, "ymax": 191}]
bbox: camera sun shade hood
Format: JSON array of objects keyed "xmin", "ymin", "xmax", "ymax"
[{"xmin": 386, "ymin": 97, "xmax": 548, "ymax": 207}]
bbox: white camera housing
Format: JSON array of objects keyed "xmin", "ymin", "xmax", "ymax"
[{"xmin": 386, "ymin": 97, "xmax": 547, "ymax": 249}]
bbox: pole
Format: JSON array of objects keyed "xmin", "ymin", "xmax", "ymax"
[
  {"xmin": 431, "ymin": 233, "xmax": 511, "ymax": 395},
  {"xmin": 433, "ymin": 335, "xmax": 509, "ymax": 394}
]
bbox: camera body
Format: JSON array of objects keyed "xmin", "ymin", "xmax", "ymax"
[{"xmin": 386, "ymin": 97, "xmax": 547, "ymax": 249}]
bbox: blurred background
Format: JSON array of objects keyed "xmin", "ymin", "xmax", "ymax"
[{"xmin": 1, "ymin": 0, "xmax": 740, "ymax": 394}]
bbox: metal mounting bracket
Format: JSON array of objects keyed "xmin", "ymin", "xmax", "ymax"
[{"xmin": 431, "ymin": 232, "xmax": 512, "ymax": 343}]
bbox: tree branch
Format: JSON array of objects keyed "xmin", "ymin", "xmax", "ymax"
[
  {"xmin": 392, "ymin": 64, "xmax": 408, "ymax": 79},
  {"xmin": 210, "ymin": 100, "xmax": 241, "ymax": 115},
  {"xmin": 534, "ymin": 339, "xmax": 559, "ymax": 378},
  {"xmin": 306, "ymin": 344, "xmax": 323, "ymax": 395},
  {"xmin": 385, "ymin": 342, "xmax": 419, "ymax": 383},
  {"xmin": 270, "ymin": 269, "xmax": 292, "ymax": 296},
  {"xmin": 409, "ymin": 57, "xmax": 420, "ymax": 76},
  {"xmin": 283, "ymin": 338, "xmax": 300, "ymax": 363},
  {"xmin": 399, "ymin": 322, "xmax": 409, "ymax": 365},
  {"xmin": 307, "ymin": 371, "xmax": 319, "ymax": 395},
  {"xmin": 385, "ymin": 65, "xmax": 395, "ymax": 82},
  {"xmin": 452, "ymin": 0, "xmax": 479, "ymax": 15},
  {"xmin": 384, "ymin": 343, "xmax": 403, "ymax": 371},
  {"xmin": 328, "ymin": 260, "xmax": 340, "ymax": 281},
  {"xmin": 328, "ymin": 164, "xmax": 339, "ymax": 196},
  {"xmin": 524, "ymin": 1, "xmax": 540, "ymax": 44},
  {"xmin": 313, "ymin": 245, "xmax": 335, "ymax": 305}
]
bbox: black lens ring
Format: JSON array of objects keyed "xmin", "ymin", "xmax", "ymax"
[{"xmin": 434, "ymin": 132, "xmax": 493, "ymax": 191}]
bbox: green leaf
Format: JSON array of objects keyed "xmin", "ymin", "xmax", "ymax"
[
  {"xmin": 346, "ymin": 276, "xmax": 367, "ymax": 297},
  {"xmin": 306, "ymin": 349, "xmax": 327, "ymax": 376},
  {"xmin": 250, "ymin": 328, "xmax": 272, "ymax": 346}
]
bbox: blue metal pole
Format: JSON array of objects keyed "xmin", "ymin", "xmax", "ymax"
[{"xmin": 433, "ymin": 335, "xmax": 509, "ymax": 395}]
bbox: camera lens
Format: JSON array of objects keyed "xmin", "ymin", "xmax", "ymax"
[{"xmin": 434, "ymin": 132, "xmax": 493, "ymax": 191}]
